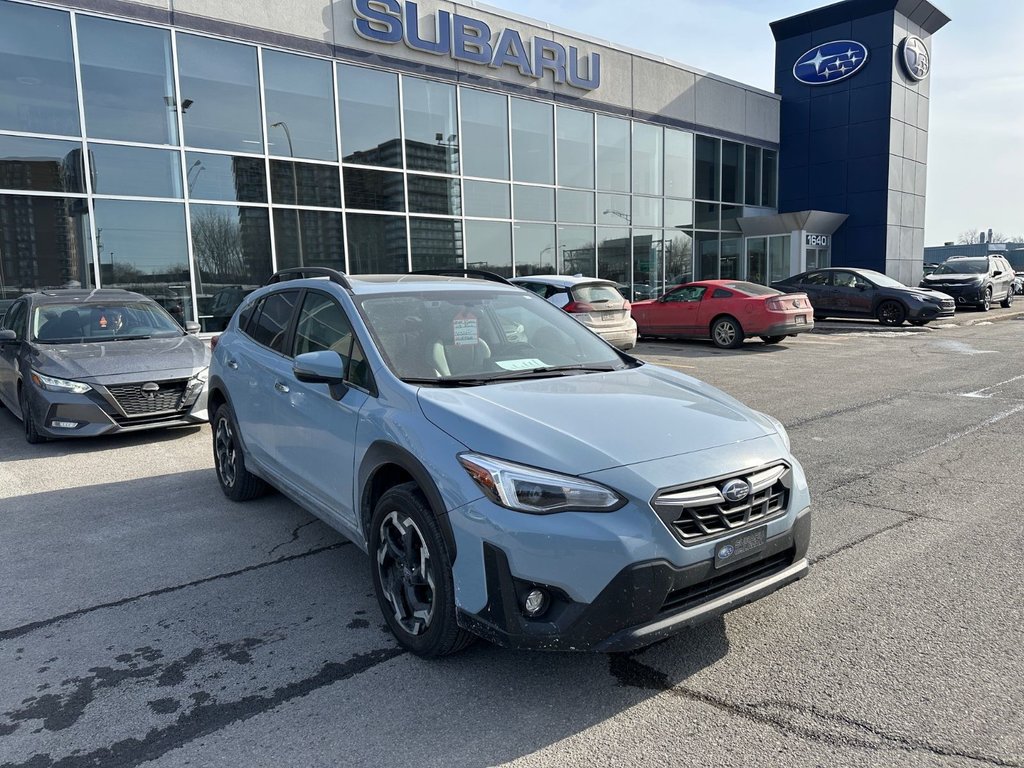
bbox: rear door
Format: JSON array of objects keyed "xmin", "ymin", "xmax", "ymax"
[
  {"xmin": 795, "ymin": 271, "xmax": 833, "ymax": 312},
  {"xmin": 232, "ymin": 289, "xmax": 300, "ymax": 468},
  {"xmin": 270, "ymin": 290, "xmax": 371, "ymax": 527}
]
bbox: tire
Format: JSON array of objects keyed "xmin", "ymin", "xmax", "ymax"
[
  {"xmin": 212, "ymin": 402, "xmax": 267, "ymax": 502},
  {"xmin": 1000, "ymin": 287, "xmax": 1013, "ymax": 309},
  {"xmin": 370, "ymin": 482, "xmax": 474, "ymax": 658},
  {"xmin": 978, "ymin": 288, "xmax": 991, "ymax": 312},
  {"xmin": 761, "ymin": 336, "xmax": 785, "ymax": 344},
  {"xmin": 20, "ymin": 387, "xmax": 44, "ymax": 444},
  {"xmin": 710, "ymin": 316, "xmax": 744, "ymax": 349},
  {"xmin": 876, "ymin": 300, "xmax": 906, "ymax": 327}
]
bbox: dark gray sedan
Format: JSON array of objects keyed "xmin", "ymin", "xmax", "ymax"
[
  {"xmin": 771, "ymin": 268, "xmax": 955, "ymax": 327},
  {"xmin": 0, "ymin": 289, "xmax": 209, "ymax": 443}
]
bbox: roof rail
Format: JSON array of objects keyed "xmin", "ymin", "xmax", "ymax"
[
  {"xmin": 409, "ymin": 268, "xmax": 514, "ymax": 286},
  {"xmin": 265, "ymin": 267, "xmax": 352, "ymax": 290}
]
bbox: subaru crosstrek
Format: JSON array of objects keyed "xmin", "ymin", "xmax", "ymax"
[{"xmin": 208, "ymin": 268, "xmax": 811, "ymax": 657}]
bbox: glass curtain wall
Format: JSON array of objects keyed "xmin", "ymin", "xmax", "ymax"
[{"xmin": 0, "ymin": 0, "xmax": 781, "ymax": 317}]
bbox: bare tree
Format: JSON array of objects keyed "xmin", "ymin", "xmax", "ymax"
[
  {"xmin": 191, "ymin": 208, "xmax": 244, "ymax": 279},
  {"xmin": 957, "ymin": 229, "xmax": 981, "ymax": 244}
]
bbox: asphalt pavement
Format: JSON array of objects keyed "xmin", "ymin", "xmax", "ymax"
[{"xmin": 1, "ymin": 314, "xmax": 1022, "ymax": 768}]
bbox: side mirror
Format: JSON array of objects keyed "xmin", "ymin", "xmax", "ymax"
[
  {"xmin": 0, "ymin": 329, "xmax": 15, "ymax": 342},
  {"xmin": 857, "ymin": 284, "xmax": 868, "ymax": 291},
  {"xmin": 993, "ymin": 270, "xmax": 1003, "ymax": 277},
  {"xmin": 184, "ymin": 321, "xmax": 202, "ymax": 334},
  {"xmin": 293, "ymin": 350, "xmax": 348, "ymax": 399}
]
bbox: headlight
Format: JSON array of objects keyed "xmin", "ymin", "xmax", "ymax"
[
  {"xmin": 760, "ymin": 413, "xmax": 791, "ymax": 451},
  {"xmin": 191, "ymin": 367, "xmax": 209, "ymax": 383},
  {"xmin": 458, "ymin": 453, "xmax": 624, "ymax": 514},
  {"xmin": 30, "ymin": 370, "xmax": 91, "ymax": 394}
]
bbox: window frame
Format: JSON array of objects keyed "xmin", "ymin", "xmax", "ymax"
[{"xmin": 243, "ymin": 288, "xmax": 301, "ymax": 356}]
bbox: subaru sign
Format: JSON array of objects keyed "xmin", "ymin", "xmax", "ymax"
[
  {"xmin": 793, "ymin": 40, "xmax": 869, "ymax": 85},
  {"xmin": 352, "ymin": 0, "xmax": 601, "ymax": 91},
  {"xmin": 900, "ymin": 35, "xmax": 930, "ymax": 81}
]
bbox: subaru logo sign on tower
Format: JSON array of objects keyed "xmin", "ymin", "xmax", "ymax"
[
  {"xmin": 793, "ymin": 40, "xmax": 869, "ymax": 85},
  {"xmin": 900, "ymin": 35, "xmax": 930, "ymax": 81}
]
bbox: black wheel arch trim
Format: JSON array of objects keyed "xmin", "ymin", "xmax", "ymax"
[{"xmin": 359, "ymin": 441, "xmax": 457, "ymax": 560}]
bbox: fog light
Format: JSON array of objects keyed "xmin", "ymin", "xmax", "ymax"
[
  {"xmin": 523, "ymin": 588, "xmax": 548, "ymax": 617},
  {"xmin": 50, "ymin": 420, "xmax": 79, "ymax": 429}
]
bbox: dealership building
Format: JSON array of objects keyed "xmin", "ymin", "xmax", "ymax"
[{"xmin": 0, "ymin": 0, "xmax": 947, "ymax": 330}]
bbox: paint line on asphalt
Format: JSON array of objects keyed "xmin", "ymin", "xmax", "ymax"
[
  {"xmin": 926, "ymin": 404, "xmax": 1024, "ymax": 453},
  {"xmin": 961, "ymin": 373, "xmax": 1024, "ymax": 399}
]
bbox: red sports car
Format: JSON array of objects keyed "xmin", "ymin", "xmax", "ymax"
[{"xmin": 631, "ymin": 280, "xmax": 814, "ymax": 348}]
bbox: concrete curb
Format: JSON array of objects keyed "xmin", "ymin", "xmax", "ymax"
[{"xmin": 960, "ymin": 309, "xmax": 1024, "ymax": 326}]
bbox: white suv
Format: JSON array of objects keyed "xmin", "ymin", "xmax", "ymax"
[{"xmin": 511, "ymin": 275, "xmax": 638, "ymax": 350}]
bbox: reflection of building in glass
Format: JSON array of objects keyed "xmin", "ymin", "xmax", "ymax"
[
  {"xmin": 562, "ymin": 243, "xmax": 595, "ymax": 276},
  {"xmin": 0, "ymin": 193, "xmax": 84, "ymax": 293},
  {"xmin": 411, "ymin": 219, "xmax": 463, "ymax": 270}
]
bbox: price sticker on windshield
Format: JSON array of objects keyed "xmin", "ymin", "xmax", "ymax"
[{"xmin": 452, "ymin": 315, "xmax": 479, "ymax": 346}]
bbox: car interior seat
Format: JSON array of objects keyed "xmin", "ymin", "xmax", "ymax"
[{"xmin": 430, "ymin": 312, "xmax": 492, "ymax": 377}]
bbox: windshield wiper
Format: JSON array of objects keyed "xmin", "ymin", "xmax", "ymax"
[
  {"xmin": 485, "ymin": 364, "xmax": 621, "ymax": 380},
  {"xmin": 110, "ymin": 334, "xmax": 153, "ymax": 341},
  {"xmin": 401, "ymin": 376, "xmax": 493, "ymax": 387}
]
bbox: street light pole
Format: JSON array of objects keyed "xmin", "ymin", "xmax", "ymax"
[{"xmin": 271, "ymin": 121, "xmax": 304, "ymax": 267}]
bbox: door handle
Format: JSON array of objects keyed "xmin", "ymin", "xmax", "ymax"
[
  {"xmin": 274, "ymin": 381, "xmax": 290, "ymax": 394},
  {"xmin": 226, "ymin": 359, "xmax": 239, "ymax": 370}
]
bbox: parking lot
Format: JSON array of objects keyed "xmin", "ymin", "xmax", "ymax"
[{"xmin": 1, "ymin": 312, "xmax": 1023, "ymax": 768}]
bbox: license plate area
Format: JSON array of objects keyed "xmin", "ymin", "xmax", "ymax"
[
  {"xmin": 795, "ymin": 315, "xmax": 806, "ymax": 324},
  {"xmin": 714, "ymin": 526, "xmax": 767, "ymax": 569}
]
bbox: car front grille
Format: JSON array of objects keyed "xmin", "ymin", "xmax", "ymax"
[
  {"xmin": 106, "ymin": 379, "xmax": 189, "ymax": 416},
  {"xmin": 652, "ymin": 463, "xmax": 790, "ymax": 546}
]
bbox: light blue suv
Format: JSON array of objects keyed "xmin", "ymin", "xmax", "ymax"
[{"xmin": 209, "ymin": 268, "xmax": 811, "ymax": 657}]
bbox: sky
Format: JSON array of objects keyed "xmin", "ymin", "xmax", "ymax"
[{"xmin": 488, "ymin": 0, "xmax": 1023, "ymax": 245}]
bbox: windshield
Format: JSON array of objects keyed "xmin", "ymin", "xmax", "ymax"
[
  {"xmin": 31, "ymin": 301, "xmax": 184, "ymax": 343},
  {"xmin": 934, "ymin": 259, "xmax": 986, "ymax": 275},
  {"xmin": 857, "ymin": 270, "xmax": 906, "ymax": 289},
  {"xmin": 357, "ymin": 289, "xmax": 631, "ymax": 385}
]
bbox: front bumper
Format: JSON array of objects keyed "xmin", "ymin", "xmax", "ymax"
[
  {"xmin": 921, "ymin": 284, "xmax": 984, "ymax": 306},
  {"xmin": 457, "ymin": 506, "xmax": 811, "ymax": 652},
  {"xmin": 24, "ymin": 382, "xmax": 208, "ymax": 439}
]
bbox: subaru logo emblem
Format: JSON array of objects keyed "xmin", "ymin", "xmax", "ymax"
[
  {"xmin": 793, "ymin": 40, "xmax": 869, "ymax": 86},
  {"xmin": 722, "ymin": 479, "xmax": 751, "ymax": 503},
  {"xmin": 719, "ymin": 544, "xmax": 736, "ymax": 560},
  {"xmin": 900, "ymin": 35, "xmax": 930, "ymax": 81}
]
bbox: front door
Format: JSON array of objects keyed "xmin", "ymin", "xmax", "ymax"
[
  {"xmin": 829, "ymin": 271, "xmax": 875, "ymax": 317},
  {"xmin": 0, "ymin": 300, "xmax": 28, "ymax": 409},
  {"xmin": 641, "ymin": 285, "xmax": 707, "ymax": 336}
]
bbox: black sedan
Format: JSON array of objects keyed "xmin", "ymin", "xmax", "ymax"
[
  {"xmin": 771, "ymin": 268, "xmax": 955, "ymax": 327},
  {"xmin": 0, "ymin": 289, "xmax": 210, "ymax": 443}
]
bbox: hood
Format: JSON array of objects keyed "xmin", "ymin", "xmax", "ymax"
[
  {"xmin": 901, "ymin": 286, "xmax": 955, "ymax": 300},
  {"xmin": 416, "ymin": 365, "xmax": 781, "ymax": 475},
  {"xmin": 922, "ymin": 273, "xmax": 983, "ymax": 284},
  {"xmin": 31, "ymin": 336, "xmax": 210, "ymax": 382}
]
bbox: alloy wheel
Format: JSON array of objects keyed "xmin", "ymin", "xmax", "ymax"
[
  {"xmin": 713, "ymin": 321, "xmax": 736, "ymax": 347},
  {"xmin": 214, "ymin": 416, "xmax": 237, "ymax": 489},
  {"xmin": 376, "ymin": 511, "xmax": 436, "ymax": 636}
]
